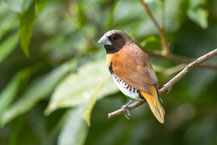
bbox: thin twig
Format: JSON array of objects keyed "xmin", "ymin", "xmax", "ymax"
[
  {"xmin": 108, "ymin": 48, "xmax": 217, "ymax": 119},
  {"xmin": 139, "ymin": 0, "xmax": 170, "ymax": 55},
  {"xmin": 147, "ymin": 50, "xmax": 217, "ymax": 69},
  {"xmin": 160, "ymin": 0, "xmax": 165, "ymax": 31}
]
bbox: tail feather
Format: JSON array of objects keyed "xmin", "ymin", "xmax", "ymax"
[{"xmin": 140, "ymin": 86, "xmax": 165, "ymax": 124}]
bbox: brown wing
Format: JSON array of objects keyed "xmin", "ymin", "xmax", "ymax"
[{"xmin": 112, "ymin": 44, "xmax": 158, "ymax": 94}]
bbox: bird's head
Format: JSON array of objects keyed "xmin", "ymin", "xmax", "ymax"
[{"xmin": 98, "ymin": 30, "xmax": 133, "ymax": 54}]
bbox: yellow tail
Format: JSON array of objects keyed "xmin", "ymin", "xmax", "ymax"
[{"xmin": 140, "ymin": 86, "xmax": 165, "ymax": 124}]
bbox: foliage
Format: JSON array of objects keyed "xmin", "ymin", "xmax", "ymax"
[{"xmin": 0, "ymin": 0, "xmax": 217, "ymax": 145}]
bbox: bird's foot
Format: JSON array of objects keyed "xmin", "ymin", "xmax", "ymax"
[
  {"xmin": 121, "ymin": 104, "xmax": 131, "ymax": 119},
  {"xmin": 158, "ymin": 95, "xmax": 163, "ymax": 103},
  {"xmin": 121, "ymin": 99, "xmax": 135, "ymax": 119}
]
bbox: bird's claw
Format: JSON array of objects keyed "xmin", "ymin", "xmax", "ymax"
[
  {"xmin": 121, "ymin": 104, "xmax": 131, "ymax": 119},
  {"xmin": 158, "ymin": 95, "xmax": 163, "ymax": 103}
]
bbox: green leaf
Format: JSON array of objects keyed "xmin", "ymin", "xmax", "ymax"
[
  {"xmin": 6, "ymin": 0, "xmax": 33, "ymax": 13},
  {"xmin": 188, "ymin": 0, "xmax": 206, "ymax": 8},
  {"xmin": 35, "ymin": 0, "xmax": 49, "ymax": 14},
  {"xmin": 187, "ymin": 0, "xmax": 208, "ymax": 29},
  {"xmin": 0, "ymin": 69, "xmax": 30, "ymax": 118},
  {"xmin": 140, "ymin": 36, "xmax": 161, "ymax": 50},
  {"xmin": 106, "ymin": 1, "xmax": 117, "ymax": 30},
  {"xmin": 58, "ymin": 106, "xmax": 88, "ymax": 145},
  {"xmin": 0, "ymin": 60, "xmax": 77, "ymax": 126},
  {"xmin": 21, "ymin": 0, "xmax": 33, "ymax": 13},
  {"xmin": 0, "ymin": 32, "xmax": 19, "ymax": 63},
  {"xmin": 81, "ymin": 87, "xmax": 98, "ymax": 126},
  {"xmin": 9, "ymin": 116, "xmax": 23, "ymax": 145},
  {"xmin": 19, "ymin": 0, "xmax": 36, "ymax": 56},
  {"xmin": 77, "ymin": 3, "xmax": 87, "ymax": 29},
  {"xmin": 0, "ymin": 9, "xmax": 19, "ymax": 39},
  {"xmin": 81, "ymin": 76, "xmax": 112, "ymax": 126},
  {"xmin": 45, "ymin": 60, "xmax": 118, "ymax": 115},
  {"xmin": 187, "ymin": 8, "xmax": 208, "ymax": 29}
]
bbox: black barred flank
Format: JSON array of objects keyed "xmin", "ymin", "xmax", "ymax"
[
  {"xmin": 109, "ymin": 62, "xmax": 114, "ymax": 74},
  {"xmin": 109, "ymin": 62, "xmax": 141, "ymax": 100}
]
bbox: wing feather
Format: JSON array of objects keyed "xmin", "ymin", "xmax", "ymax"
[{"xmin": 112, "ymin": 44, "xmax": 158, "ymax": 94}]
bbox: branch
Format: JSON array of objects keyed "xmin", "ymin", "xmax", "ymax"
[
  {"xmin": 147, "ymin": 50, "xmax": 217, "ymax": 69},
  {"xmin": 108, "ymin": 48, "xmax": 217, "ymax": 119},
  {"xmin": 139, "ymin": 0, "xmax": 170, "ymax": 55}
]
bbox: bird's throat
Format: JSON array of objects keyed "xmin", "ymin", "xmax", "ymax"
[{"xmin": 105, "ymin": 45, "xmax": 120, "ymax": 54}]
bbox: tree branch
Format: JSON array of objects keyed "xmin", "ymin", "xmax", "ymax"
[
  {"xmin": 108, "ymin": 48, "xmax": 217, "ymax": 119},
  {"xmin": 139, "ymin": 0, "xmax": 170, "ymax": 55},
  {"xmin": 147, "ymin": 50, "xmax": 217, "ymax": 69}
]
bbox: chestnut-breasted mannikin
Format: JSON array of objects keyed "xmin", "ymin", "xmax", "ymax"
[{"xmin": 98, "ymin": 30, "xmax": 165, "ymax": 123}]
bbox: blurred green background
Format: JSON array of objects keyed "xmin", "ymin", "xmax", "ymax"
[{"xmin": 0, "ymin": 0, "xmax": 217, "ymax": 145}]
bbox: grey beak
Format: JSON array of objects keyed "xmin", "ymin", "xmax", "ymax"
[{"xmin": 98, "ymin": 35, "xmax": 112, "ymax": 45}]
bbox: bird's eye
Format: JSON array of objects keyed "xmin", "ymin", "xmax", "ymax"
[{"xmin": 111, "ymin": 34, "xmax": 119, "ymax": 40}]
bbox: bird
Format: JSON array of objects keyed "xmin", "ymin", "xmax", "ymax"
[{"xmin": 98, "ymin": 30, "xmax": 165, "ymax": 123}]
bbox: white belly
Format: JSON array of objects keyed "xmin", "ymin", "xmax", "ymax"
[{"xmin": 111, "ymin": 73, "xmax": 140, "ymax": 100}]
